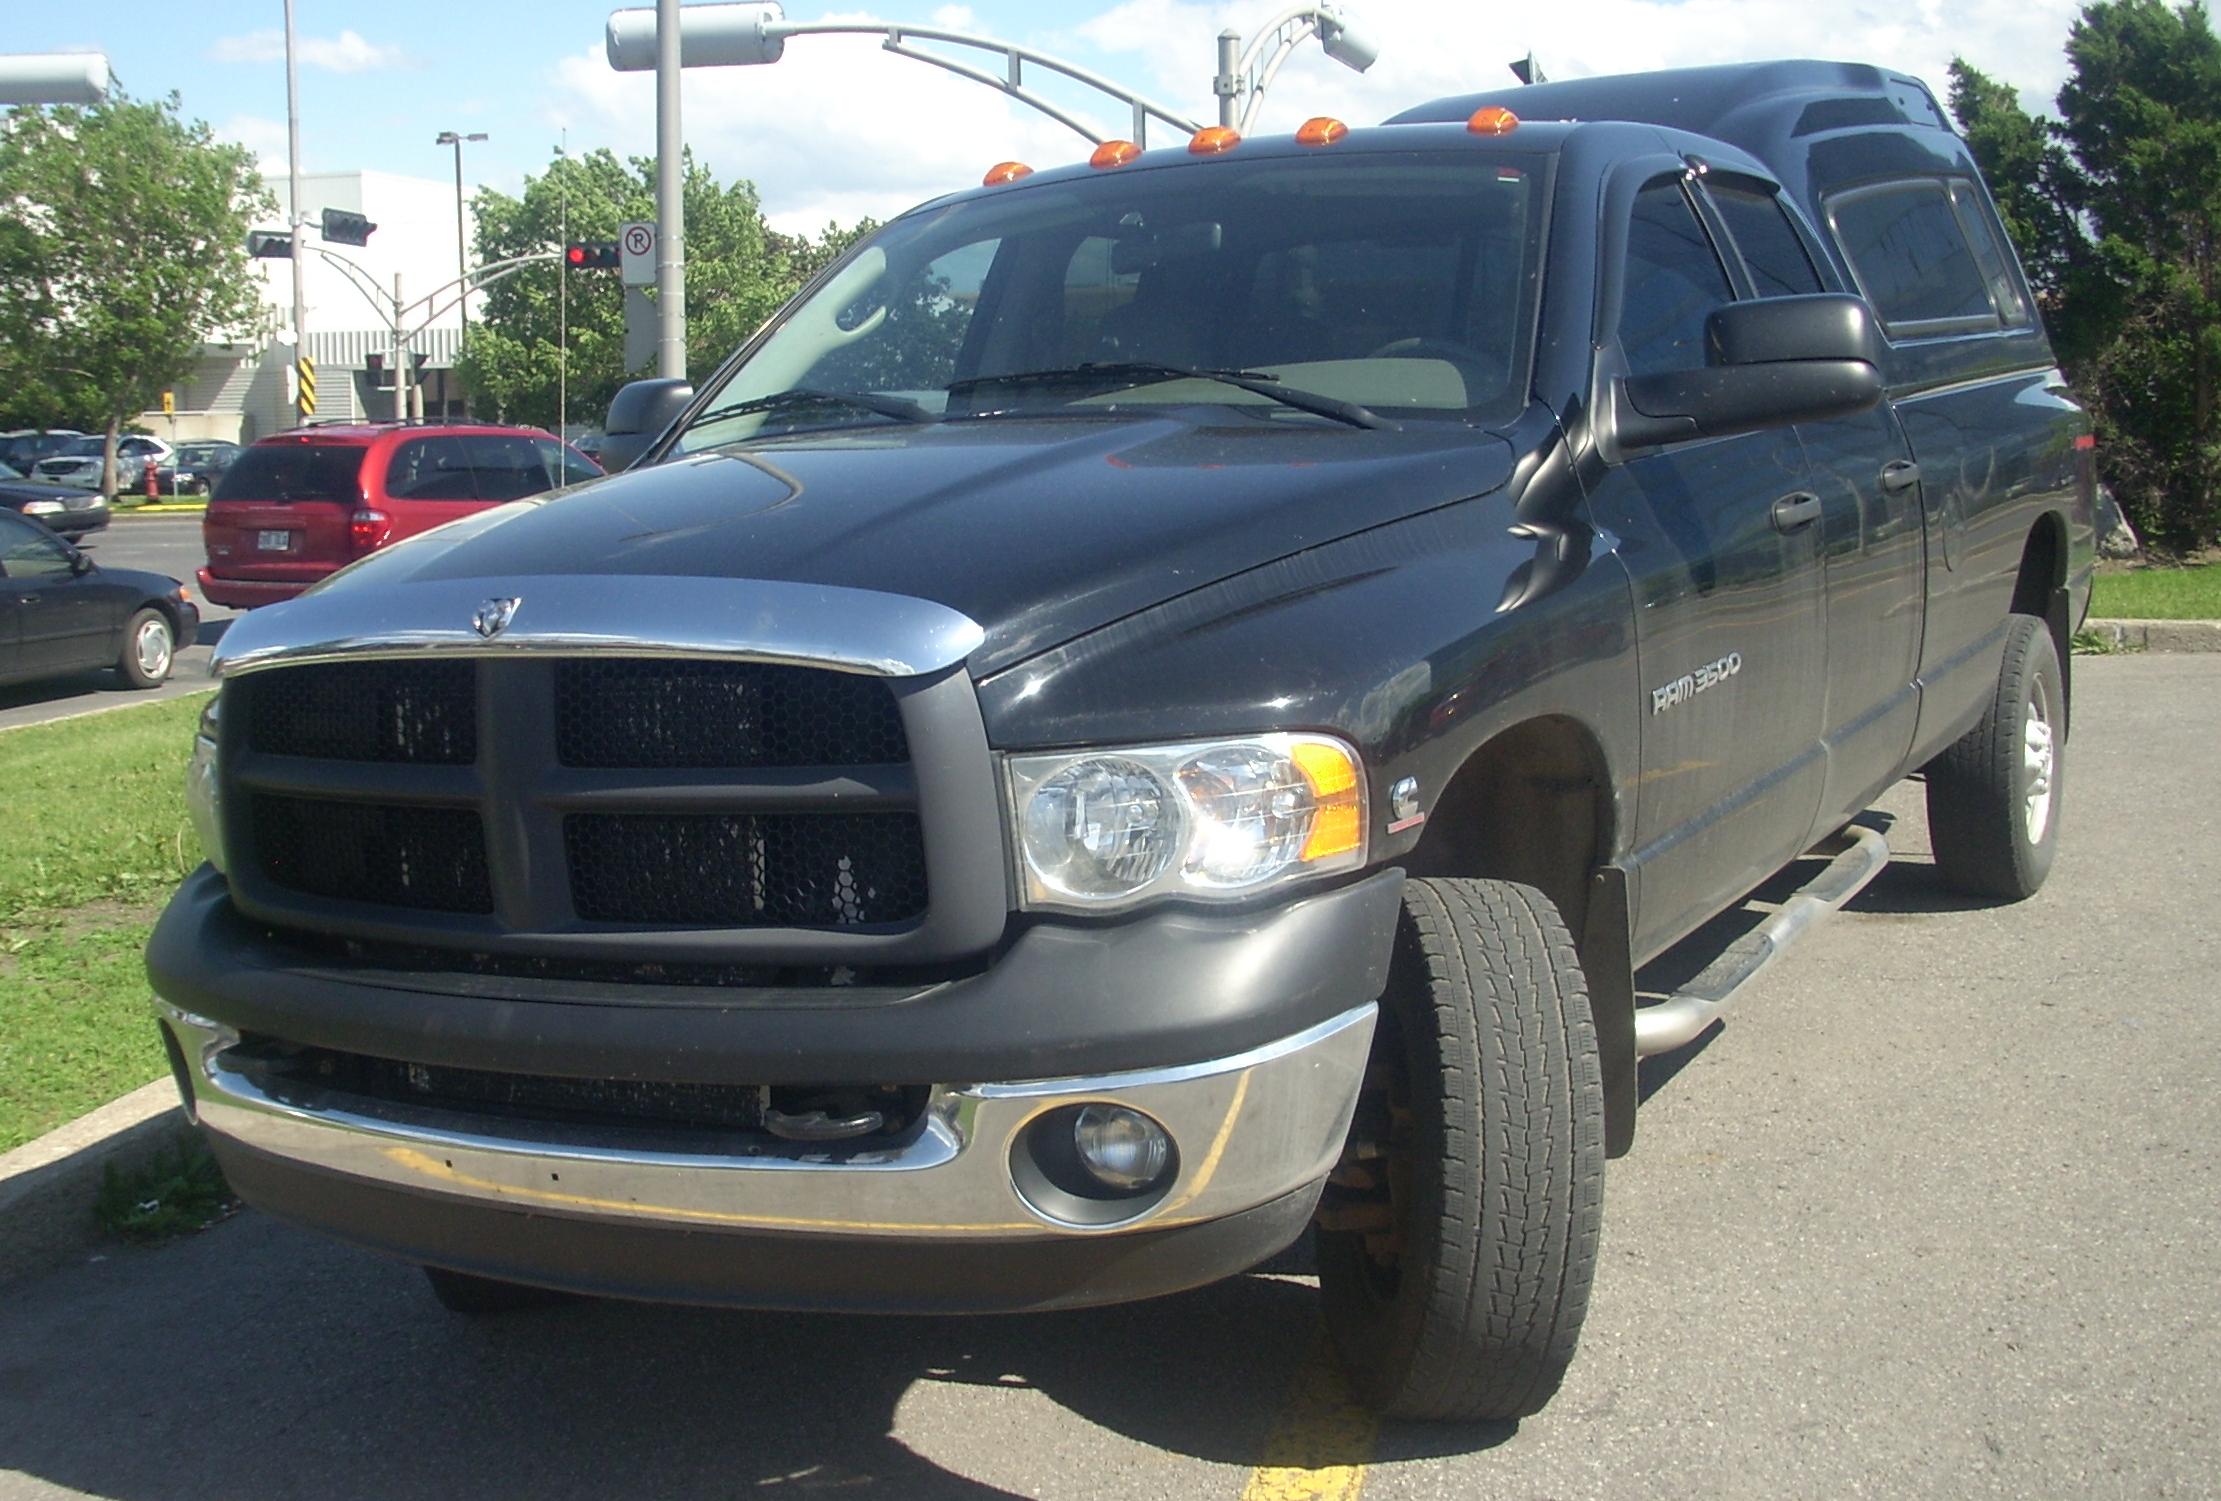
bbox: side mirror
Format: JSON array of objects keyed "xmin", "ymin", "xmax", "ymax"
[
  {"xmin": 1613, "ymin": 294, "xmax": 1883, "ymax": 450},
  {"xmin": 597, "ymin": 377, "xmax": 695, "ymax": 473},
  {"xmin": 69, "ymin": 550, "xmax": 94, "ymax": 576}
]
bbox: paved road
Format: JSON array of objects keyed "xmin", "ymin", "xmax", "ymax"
[
  {"xmin": 0, "ymin": 656, "xmax": 2213, "ymax": 1499},
  {"xmin": 0, "ymin": 517, "xmax": 232, "ymax": 733}
]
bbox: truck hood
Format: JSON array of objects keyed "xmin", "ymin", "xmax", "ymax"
[{"xmin": 316, "ymin": 416, "xmax": 1514, "ymax": 674}]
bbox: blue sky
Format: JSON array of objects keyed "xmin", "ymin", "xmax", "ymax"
[{"xmin": 13, "ymin": 1, "xmax": 2083, "ymax": 233}]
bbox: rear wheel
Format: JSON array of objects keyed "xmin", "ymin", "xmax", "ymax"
[
  {"xmin": 1317, "ymin": 877, "xmax": 1605, "ymax": 1422},
  {"xmin": 1925, "ymin": 614, "xmax": 2062, "ymax": 900},
  {"xmin": 117, "ymin": 607, "xmax": 173, "ymax": 688}
]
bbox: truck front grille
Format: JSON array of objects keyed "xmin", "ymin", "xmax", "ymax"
[
  {"xmin": 555, "ymin": 659, "xmax": 907, "ymax": 768},
  {"xmin": 216, "ymin": 652, "xmax": 996, "ymax": 962},
  {"xmin": 251, "ymin": 793, "xmax": 493, "ymax": 913},
  {"xmin": 241, "ymin": 659, "xmax": 476, "ymax": 763},
  {"xmin": 565, "ymin": 811, "xmax": 928, "ymax": 926}
]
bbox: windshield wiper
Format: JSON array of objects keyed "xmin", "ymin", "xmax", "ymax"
[
  {"xmin": 946, "ymin": 361, "xmax": 1387, "ymax": 430},
  {"xmin": 687, "ymin": 387, "xmax": 940, "ymax": 431}
]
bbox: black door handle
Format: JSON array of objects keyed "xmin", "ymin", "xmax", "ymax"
[
  {"xmin": 1771, "ymin": 492, "xmax": 1822, "ymax": 532},
  {"xmin": 1880, "ymin": 460, "xmax": 1922, "ymax": 493}
]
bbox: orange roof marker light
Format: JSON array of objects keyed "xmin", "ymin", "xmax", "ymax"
[
  {"xmin": 1089, "ymin": 139, "xmax": 1142, "ymax": 170},
  {"xmin": 1467, "ymin": 105, "xmax": 1519, "ymax": 136},
  {"xmin": 982, "ymin": 161, "xmax": 1034, "ymax": 186},
  {"xmin": 1295, "ymin": 116, "xmax": 1349, "ymax": 147},
  {"xmin": 1188, "ymin": 125, "xmax": 1242, "ymax": 155}
]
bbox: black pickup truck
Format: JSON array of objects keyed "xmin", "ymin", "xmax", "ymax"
[{"xmin": 148, "ymin": 60, "xmax": 2094, "ymax": 1422}]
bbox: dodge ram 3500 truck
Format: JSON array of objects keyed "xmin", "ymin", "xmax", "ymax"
[{"xmin": 149, "ymin": 61, "xmax": 2095, "ymax": 1422}]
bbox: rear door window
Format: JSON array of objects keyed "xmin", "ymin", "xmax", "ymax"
[
  {"xmin": 465, "ymin": 434, "xmax": 556, "ymax": 502},
  {"xmin": 1826, "ymin": 180, "xmax": 1997, "ymax": 332},
  {"xmin": 214, "ymin": 443, "xmax": 365, "ymax": 503},
  {"xmin": 532, "ymin": 437, "xmax": 600, "ymax": 488},
  {"xmin": 384, "ymin": 436, "xmax": 478, "ymax": 501},
  {"xmin": 1618, "ymin": 179, "xmax": 1736, "ymax": 377}
]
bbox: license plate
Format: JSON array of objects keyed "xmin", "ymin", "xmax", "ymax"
[{"xmin": 257, "ymin": 529, "xmax": 292, "ymax": 551}]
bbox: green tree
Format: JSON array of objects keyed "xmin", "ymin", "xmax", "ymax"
[
  {"xmin": 1953, "ymin": 1, "xmax": 2221, "ymax": 548},
  {"xmin": 0, "ymin": 93, "xmax": 272, "ymax": 489},
  {"xmin": 459, "ymin": 149, "xmax": 866, "ymax": 430}
]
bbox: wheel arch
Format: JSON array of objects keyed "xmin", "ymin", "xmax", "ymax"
[
  {"xmin": 1395, "ymin": 712, "xmax": 1638, "ymax": 1155},
  {"xmin": 2011, "ymin": 508, "xmax": 2071, "ymax": 730}
]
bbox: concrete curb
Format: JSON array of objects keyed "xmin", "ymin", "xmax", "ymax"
[
  {"xmin": 111, "ymin": 503, "xmax": 206, "ymax": 517},
  {"xmin": 0, "ymin": 1080, "xmax": 185, "ymax": 1286},
  {"xmin": 2083, "ymin": 618, "xmax": 2221, "ymax": 653}
]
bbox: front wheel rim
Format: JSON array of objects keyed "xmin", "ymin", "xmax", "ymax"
[
  {"xmin": 2023, "ymin": 675, "xmax": 2055, "ymax": 845},
  {"xmin": 135, "ymin": 619, "xmax": 171, "ymax": 679}
]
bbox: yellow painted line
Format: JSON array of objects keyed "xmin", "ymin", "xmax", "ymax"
[{"xmin": 1239, "ymin": 1330, "xmax": 1379, "ymax": 1501}]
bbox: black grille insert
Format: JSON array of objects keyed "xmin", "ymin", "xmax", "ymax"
[
  {"xmin": 242, "ymin": 660, "xmax": 477, "ymax": 764},
  {"xmin": 566, "ymin": 811, "xmax": 927, "ymax": 927},
  {"xmin": 251, "ymin": 794, "xmax": 493, "ymax": 913},
  {"xmin": 555, "ymin": 660, "xmax": 908, "ymax": 769}
]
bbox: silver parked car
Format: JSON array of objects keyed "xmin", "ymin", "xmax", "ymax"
[{"xmin": 33, "ymin": 434, "xmax": 172, "ymax": 491}]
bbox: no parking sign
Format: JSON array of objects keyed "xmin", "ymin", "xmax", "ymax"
[{"xmin": 620, "ymin": 221, "xmax": 656, "ymax": 286}]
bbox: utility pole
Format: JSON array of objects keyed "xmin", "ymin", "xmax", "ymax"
[
  {"xmin": 558, "ymin": 130, "xmax": 569, "ymax": 433},
  {"xmin": 1215, "ymin": 31, "xmax": 1241, "ymax": 129},
  {"xmin": 435, "ymin": 131, "xmax": 488, "ymax": 339},
  {"xmin": 654, "ymin": 0, "xmax": 685, "ymax": 380},
  {"xmin": 283, "ymin": 0, "xmax": 310, "ymax": 423}
]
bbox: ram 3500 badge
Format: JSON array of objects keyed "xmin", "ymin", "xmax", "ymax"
[{"xmin": 150, "ymin": 61, "xmax": 2094, "ymax": 1423}]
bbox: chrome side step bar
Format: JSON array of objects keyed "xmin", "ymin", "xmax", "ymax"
[{"xmin": 1633, "ymin": 822, "xmax": 1891, "ymax": 1057}]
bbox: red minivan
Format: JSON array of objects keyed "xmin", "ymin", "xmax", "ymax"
[{"xmin": 199, "ymin": 423, "xmax": 601, "ymax": 609}]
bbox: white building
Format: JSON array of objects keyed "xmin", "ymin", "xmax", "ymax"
[{"xmin": 144, "ymin": 170, "xmax": 482, "ymax": 442}]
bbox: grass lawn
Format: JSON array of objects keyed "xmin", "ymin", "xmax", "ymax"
[
  {"xmin": 2092, "ymin": 561, "xmax": 2221, "ymax": 621},
  {"xmin": 0, "ymin": 694, "xmax": 208, "ymax": 1152}
]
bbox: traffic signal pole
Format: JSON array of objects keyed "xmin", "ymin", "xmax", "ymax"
[{"xmin": 284, "ymin": 0, "xmax": 311, "ymax": 422}]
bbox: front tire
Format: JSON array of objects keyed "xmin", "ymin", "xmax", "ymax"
[
  {"xmin": 117, "ymin": 607, "xmax": 173, "ymax": 688},
  {"xmin": 1318, "ymin": 877, "xmax": 1605, "ymax": 1422},
  {"xmin": 1925, "ymin": 613, "xmax": 2063, "ymax": 900}
]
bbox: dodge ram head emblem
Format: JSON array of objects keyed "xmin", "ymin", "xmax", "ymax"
[{"xmin": 472, "ymin": 597, "xmax": 522, "ymax": 638}]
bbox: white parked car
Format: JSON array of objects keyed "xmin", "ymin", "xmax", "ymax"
[{"xmin": 33, "ymin": 434, "xmax": 172, "ymax": 491}]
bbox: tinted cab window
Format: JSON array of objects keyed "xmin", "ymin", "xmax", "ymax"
[
  {"xmin": 1618, "ymin": 180, "xmax": 1734, "ymax": 376},
  {"xmin": 1827, "ymin": 181, "xmax": 1995, "ymax": 331}
]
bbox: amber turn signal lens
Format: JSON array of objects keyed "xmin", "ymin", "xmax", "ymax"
[
  {"xmin": 1188, "ymin": 125, "xmax": 1241, "ymax": 155},
  {"xmin": 1290, "ymin": 740, "xmax": 1364, "ymax": 862},
  {"xmin": 1089, "ymin": 139, "xmax": 1141, "ymax": 169},
  {"xmin": 981, "ymin": 161, "xmax": 1033, "ymax": 186},
  {"xmin": 1295, "ymin": 116, "xmax": 1349, "ymax": 146},
  {"xmin": 1467, "ymin": 105, "xmax": 1519, "ymax": 135}
]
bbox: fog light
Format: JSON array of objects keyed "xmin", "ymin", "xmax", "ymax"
[{"xmin": 1072, "ymin": 1105, "xmax": 1171, "ymax": 1191}]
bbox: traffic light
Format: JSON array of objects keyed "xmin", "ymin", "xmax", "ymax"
[
  {"xmin": 365, "ymin": 351, "xmax": 391, "ymax": 389},
  {"xmin": 565, "ymin": 241, "xmax": 621, "ymax": 270},
  {"xmin": 246, "ymin": 230, "xmax": 294, "ymax": 259},
  {"xmin": 322, "ymin": 207, "xmax": 376, "ymax": 246}
]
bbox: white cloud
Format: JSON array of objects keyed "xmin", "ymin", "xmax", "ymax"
[
  {"xmin": 214, "ymin": 113, "xmax": 291, "ymax": 180},
  {"xmin": 545, "ymin": 0, "xmax": 2085, "ymax": 233},
  {"xmin": 1077, "ymin": 0, "xmax": 2082, "ymax": 129},
  {"xmin": 208, "ymin": 28, "xmax": 412, "ymax": 74}
]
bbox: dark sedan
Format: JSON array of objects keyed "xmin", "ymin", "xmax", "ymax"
[
  {"xmin": 0, "ymin": 457, "xmax": 110, "ymax": 539},
  {"xmin": 0, "ymin": 509, "xmax": 197, "ymax": 689},
  {"xmin": 156, "ymin": 440, "xmax": 244, "ymax": 497}
]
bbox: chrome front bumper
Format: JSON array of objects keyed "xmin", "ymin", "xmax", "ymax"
[{"xmin": 158, "ymin": 999, "xmax": 1375, "ymax": 1243}]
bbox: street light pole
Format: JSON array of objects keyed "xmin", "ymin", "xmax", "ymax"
[
  {"xmin": 434, "ymin": 131, "xmax": 488, "ymax": 344},
  {"xmin": 283, "ymin": 0, "xmax": 309, "ymax": 424},
  {"xmin": 654, "ymin": 0, "xmax": 686, "ymax": 380}
]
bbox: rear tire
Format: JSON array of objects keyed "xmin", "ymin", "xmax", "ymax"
[
  {"xmin": 421, "ymin": 1266, "xmax": 566, "ymax": 1315},
  {"xmin": 1925, "ymin": 614, "xmax": 2062, "ymax": 900},
  {"xmin": 1317, "ymin": 877, "xmax": 1605, "ymax": 1422},
  {"xmin": 117, "ymin": 607, "xmax": 173, "ymax": 689}
]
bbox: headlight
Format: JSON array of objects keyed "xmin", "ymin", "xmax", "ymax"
[
  {"xmin": 21, "ymin": 499, "xmax": 61, "ymax": 516},
  {"xmin": 1008, "ymin": 733, "xmax": 1366, "ymax": 912},
  {"xmin": 186, "ymin": 694, "xmax": 225, "ymax": 873}
]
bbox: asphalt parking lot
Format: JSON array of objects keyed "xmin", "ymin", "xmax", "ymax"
[
  {"xmin": 0, "ymin": 655, "xmax": 2213, "ymax": 1500},
  {"xmin": 0, "ymin": 517, "xmax": 230, "ymax": 733}
]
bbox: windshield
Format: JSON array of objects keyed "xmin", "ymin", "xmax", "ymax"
[
  {"xmin": 55, "ymin": 438, "xmax": 105, "ymax": 459},
  {"xmin": 671, "ymin": 149, "xmax": 1545, "ymax": 452},
  {"xmin": 0, "ymin": 460, "xmax": 21, "ymax": 480}
]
